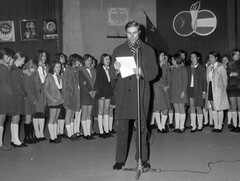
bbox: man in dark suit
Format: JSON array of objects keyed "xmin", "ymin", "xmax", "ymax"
[{"xmin": 110, "ymin": 21, "xmax": 158, "ymax": 170}]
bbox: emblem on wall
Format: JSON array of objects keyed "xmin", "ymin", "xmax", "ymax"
[
  {"xmin": 0, "ymin": 21, "xmax": 15, "ymax": 42},
  {"xmin": 173, "ymin": 1, "xmax": 217, "ymax": 36}
]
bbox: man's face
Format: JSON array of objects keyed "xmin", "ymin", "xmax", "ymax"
[{"xmin": 126, "ymin": 26, "xmax": 140, "ymax": 44}]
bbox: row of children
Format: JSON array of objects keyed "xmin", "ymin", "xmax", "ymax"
[{"xmin": 0, "ymin": 48, "xmax": 116, "ymax": 151}]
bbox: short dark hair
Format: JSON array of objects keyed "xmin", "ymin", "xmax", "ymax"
[
  {"xmin": 0, "ymin": 48, "xmax": 14, "ymax": 59},
  {"xmin": 82, "ymin": 54, "xmax": 93, "ymax": 66},
  {"xmin": 99, "ymin": 53, "xmax": 111, "ymax": 66},
  {"xmin": 208, "ymin": 51, "xmax": 220, "ymax": 61},
  {"xmin": 13, "ymin": 52, "xmax": 26, "ymax": 62},
  {"xmin": 190, "ymin": 51, "xmax": 202, "ymax": 64},
  {"xmin": 36, "ymin": 50, "xmax": 48, "ymax": 63},
  {"xmin": 172, "ymin": 53, "xmax": 183, "ymax": 65},
  {"xmin": 23, "ymin": 59, "xmax": 38, "ymax": 70},
  {"xmin": 49, "ymin": 60, "xmax": 61, "ymax": 74},
  {"xmin": 68, "ymin": 54, "xmax": 83, "ymax": 66},
  {"xmin": 125, "ymin": 21, "xmax": 140, "ymax": 32}
]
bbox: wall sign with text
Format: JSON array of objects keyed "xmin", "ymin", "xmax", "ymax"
[
  {"xmin": 173, "ymin": 1, "xmax": 217, "ymax": 37},
  {"xmin": 108, "ymin": 8, "xmax": 129, "ymax": 26}
]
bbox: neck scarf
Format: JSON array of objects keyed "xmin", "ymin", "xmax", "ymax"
[{"xmin": 127, "ymin": 39, "xmax": 140, "ymax": 56}]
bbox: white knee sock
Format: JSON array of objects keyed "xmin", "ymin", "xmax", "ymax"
[
  {"xmin": 109, "ymin": 116, "xmax": 113, "ymax": 131},
  {"xmin": 169, "ymin": 112, "xmax": 173, "ymax": 124},
  {"xmin": 32, "ymin": 118, "xmax": 40, "ymax": 138},
  {"xmin": 48, "ymin": 124, "xmax": 54, "ymax": 140},
  {"xmin": 155, "ymin": 113, "xmax": 162, "ymax": 130},
  {"xmin": 70, "ymin": 122, "xmax": 74, "ymax": 136},
  {"xmin": 98, "ymin": 115, "xmax": 104, "ymax": 134},
  {"xmin": 86, "ymin": 120, "xmax": 91, "ymax": 135},
  {"xmin": 180, "ymin": 114, "xmax": 186, "ymax": 130},
  {"xmin": 218, "ymin": 111, "xmax": 223, "ymax": 129},
  {"xmin": 103, "ymin": 115, "xmax": 109, "ymax": 133},
  {"xmin": 10, "ymin": 123, "xmax": 14, "ymax": 143},
  {"xmin": 58, "ymin": 119, "xmax": 65, "ymax": 135},
  {"xmin": 161, "ymin": 114, "xmax": 168, "ymax": 130},
  {"xmin": 197, "ymin": 114, "xmax": 203, "ymax": 129},
  {"xmin": 175, "ymin": 113, "xmax": 180, "ymax": 129},
  {"xmin": 151, "ymin": 113, "xmax": 156, "ymax": 125},
  {"xmin": 203, "ymin": 109, "xmax": 208, "ymax": 124},
  {"xmin": 232, "ymin": 112, "xmax": 237, "ymax": 127},
  {"xmin": 0, "ymin": 126, "xmax": 3, "ymax": 146},
  {"xmin": 65, "ymin": 124, "xmax": 71, "ymax": 137},
  {"xmin": 39, "ymin": 118, "xmax": 45, "ymax": 138},
  {"xmin": 238, "ymin": 112, "xmax": 240, "ymax": 127},
  {"xmin": 209, "ymin": 109, "xmax": 213, "ymax": 125},
  {"xmin": 12, "ymin": 123, "xmax": 21, "ymax": 145},
  {"xmin": 190, "ymin": 113, "xmax": 196, "ymax": 130},
  {"xmin": 81, "ymin": 121, "xmax": 87, "ymax": 136},
  {"xmin": 212, "ymin": 111, "xmax": 218, "ymax": 129},
  {"xmin": 53, "ymin": 123, "xmax": 57, "ymax": 139},
  {"xmin": 227, "ymin": 111, "xmax": 232, "ymax": 125}
]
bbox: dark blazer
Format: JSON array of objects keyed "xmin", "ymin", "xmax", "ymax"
[
  {"xmin": 34, "ymin": 65, "xmax": 49, "ymax": 113},
  {"xmin": 0, "ymin": 61, "xmax": 16, "ymax": 114},
  {"xmin": 109, "ymin": 40, "xmax": 158, "ymax": 120},
  {"xmin": 24, "ymin": 73, "xmax": 38, "ymax": 115},
  {"xmin": 10, "ymin": 64, "xmax": 26, "ymax": 115},
  {"xmin": 79, "ymin": 67, "xmax": 96, "ymax": 105},
  {"xmin": 44, "ymin": 73, "xmax": 64, "ymax": 106},
  {"xmin": 95, "ymin": 64, "xmax": 113, "ymax": 99},
  {"xmin": 187, "ymin": 64, "xmax": 207, "ymax": 107},
  {"xmin": 62, "ymin": 65, "xmax": 81, "ymax": 111}
]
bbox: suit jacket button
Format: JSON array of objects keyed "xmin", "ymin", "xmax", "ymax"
[
  {"xmin": 129, "ymin": 77, "xmax": 131, "ymax": 80},
  {"xmin": 129, "ymin": 89, "xmax": 131, "ymax": 91}
]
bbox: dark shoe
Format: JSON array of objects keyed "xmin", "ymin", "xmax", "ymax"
[
  {"xmin": 91, "ymin": 132, "xmax": 98, "ymax": 136},
  {"xmin": 211, "ymin": 129, "xmax": 218, "ymax": 132},
  {"xmin": 105, "ymin": 132, "xmax": 114, "ymax": 138},
  {"xmin": 230, "ymin": 127, "xmax": 237, "ymax": 132},
  {"xmin": 39, "ymin": 137, "xmax": 47, "ymax": 141},
  {"xmin": 190, "ymin": 128, "xmax": 197, "ymax": 133},
  {"xmin": 99, "ymin": 133, "xmax": 107, "ymax": 139},
  {"xmin": 113, "ymin": 162, "xmax": 125, "ymax": 170},
  {"xmin": 0, "ymin": 144, "xmax": 11, "ymax": 151},
  {"xmin": 12, "ymin": 142, "xmax": 28, "ymax": 148},
  {"xmin": 84, "ymin": 135, "xmax": 95, "ymax": 140},
  {"xmin": 217, "ymin": 129, "xmax": 222, "ymax": 133},
  {"xmin": 76, "ymin": 132, "xmax": 82, "ymax": 138},
  {"xmin": 210, "ymin": 124, "xmax": 214, "ymax": 128},
  {"xmin": 197, "ymin": 127, "xmax": 203, "ymax": 132},
  {"xmin": 172, "ymin": 129, "xmax": 179, "ymax": 133},
  {"xmin": 178, "ymin": 129, "xmax": 185, "ymax": 133},
  {"xmin": 142, "ymin": 161, "xmax": 151, "ymax": 169},
  {"xmin": 234, "ymin": 127, "xmax": 240, "ymax": 132},
  {"xmin": 24, "ymin": 138, "xmax": 34, "ymax": 144},
  {"xmin": 150, "ymin": 124, "xmax": 157, "ymax": 130},
  {"xmin": 68, "ymin": 135, "xmax": 79, "ymax": 141},
  {"xmin": 169, "ymin": 124, "xmax": 175, "ymax": 129},
  {"xmin": 50, "ymin": 138, "xmax": 61, "ymax": 143},
  {"xmin": 228, "ymin": 124, "xmax": 233, "ymax": 129},
  {"xmin": 203, "ymin": 122, "xmax": 209, "ymax": 127},
  {"xmin": 109, "ymin": 129, "xmax": 116, "ymax": 134}
]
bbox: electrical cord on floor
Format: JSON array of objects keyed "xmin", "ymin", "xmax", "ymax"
[
  {"xmin": 159, "ymin": 159, "xmax": 240, "ymax": 174},
  {"xmin": 148, "ymin": 131, "xmax": 240, "ymax": 174}
]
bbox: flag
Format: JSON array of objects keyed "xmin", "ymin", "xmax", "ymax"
[{"xmin": 144, "ymin": 11, "xmax": 169, "ymax": 53}]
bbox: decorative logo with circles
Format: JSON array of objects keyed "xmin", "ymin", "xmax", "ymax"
[{"xmin": 173, "ymin": 1, "xmax": 217, "ymax": 36}]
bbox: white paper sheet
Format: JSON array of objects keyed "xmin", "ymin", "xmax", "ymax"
[{"xmin": 116, "ymin": 56, "xmax": 136, "ymax": 78}]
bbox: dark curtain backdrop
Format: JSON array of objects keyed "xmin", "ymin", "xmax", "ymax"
[
  {"xmin": 0, "ymin": 0, "xmax": 63, "ymax": 63},
  {"xmin": 157, "ymin": 0, "xmax": 228, "ymax": 62}
]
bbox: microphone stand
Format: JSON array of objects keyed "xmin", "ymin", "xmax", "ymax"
[{"xmin": 122, "ymin": 49, "xmax": 161, "ymax": 180}]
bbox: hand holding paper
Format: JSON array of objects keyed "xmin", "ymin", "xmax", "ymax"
[{"xmin": 116, "ymin": 56, "xmax": 136, "ymax": 78}]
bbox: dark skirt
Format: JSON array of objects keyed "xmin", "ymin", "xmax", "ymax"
[
  {"xmin": 208, "ymin": 82, "xmax": 213, "ymax": 101},
  {"xmin": 33, "ymin": 112, "xmax": 45, "ymax": 118}
]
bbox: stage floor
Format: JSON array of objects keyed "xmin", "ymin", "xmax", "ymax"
[{"xmin": 1, "ymin": 119, "xmax": 240, "ymax": 181}]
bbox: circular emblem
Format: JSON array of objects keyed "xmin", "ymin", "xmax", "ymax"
[
  {"xmin": 46, "ymin": 22, "xmax": 56, "ymax": 33},
  {"xmin": 173, "ymin": 1, "xmax": 217, "ymax": 36},
  {"xmin": 0, "ymin": 22, "xmax": 13, "ymax": 40}
]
